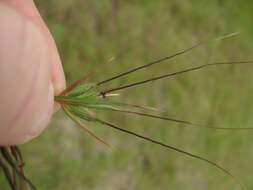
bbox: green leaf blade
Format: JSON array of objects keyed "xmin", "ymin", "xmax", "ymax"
[{"xmin": 66, "ymin": 83, "xmax": 95, "ymax": 97}]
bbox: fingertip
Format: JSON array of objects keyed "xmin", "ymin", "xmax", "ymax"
[{"xmin": 18, "ymin": 82, "xmax": 55, "ymax": 144}]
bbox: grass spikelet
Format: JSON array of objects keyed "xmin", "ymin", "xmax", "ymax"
[
  {"xmin": 1, "ymin": 34, "xmax": 252, "ymax": 190},
  {"xmin": 53, "ymin": 39, "xmax": 252, "ymax": 189}
]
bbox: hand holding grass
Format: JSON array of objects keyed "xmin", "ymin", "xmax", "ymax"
[
  {"xmin": 0, "ymin": 1, "xmax": 252, "ymax": 189},
  {"xmin": 0, "ymin": 0, "xmax": 66, "ymax": 145}
]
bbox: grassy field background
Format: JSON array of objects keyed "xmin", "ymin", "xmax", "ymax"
[{"xmin": 2, "ymin": 0, "xmax": 253, "ymax": 189}]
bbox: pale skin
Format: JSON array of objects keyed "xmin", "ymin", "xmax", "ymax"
[{"xmin": 0, "ymin": 0, "xmax": 66, "ymax": 145}]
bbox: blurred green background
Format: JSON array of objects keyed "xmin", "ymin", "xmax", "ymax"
[{"xmin": 2, "ymin": 0, "xmax": 253, "ymax": 189}]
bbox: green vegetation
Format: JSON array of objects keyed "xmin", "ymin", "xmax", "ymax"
[{"xmin": 2, "ymin": 0, "xmax": 253, "ymax": 189}]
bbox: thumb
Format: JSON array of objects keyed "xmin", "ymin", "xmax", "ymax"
[{"xmin": 0, "ymin": 2, "xmax": 60, "ymax": 145}]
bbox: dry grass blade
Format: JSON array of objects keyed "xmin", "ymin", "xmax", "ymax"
[
  {"xmin": 10, "ymin": 146, "xmax": 26, "ymax": 190},
  {"xmin": 0, "ymin": 157, "xmax": 17, "ymax": 190},
  {"xmin": 0, "ymin": 147, "xmax": 36, "ymax": 190}
]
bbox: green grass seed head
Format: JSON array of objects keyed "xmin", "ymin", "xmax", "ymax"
[
  {"xmin": 1, "ymin": 34, "xmax": 253, "ymax": 190},
  {"xmin": 53, "ymin": 37, "xmax": 253, "ymax": 190}
]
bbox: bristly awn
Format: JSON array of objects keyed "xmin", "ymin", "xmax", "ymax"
[{"xmin": 0, "ymin": 33, "xmax": 252, "ymax": 190}]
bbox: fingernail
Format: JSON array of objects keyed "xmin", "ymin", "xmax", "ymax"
[{"xmin": 26, "ymin": 82, "xmax": 54, "ymax": 139}]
